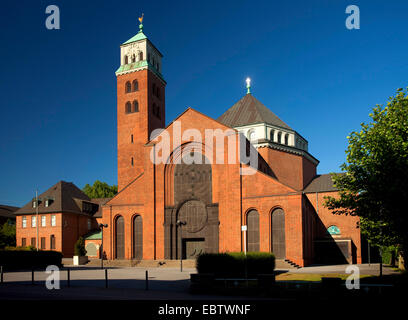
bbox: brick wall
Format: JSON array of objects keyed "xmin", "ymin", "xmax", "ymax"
[
  {"xmin": 305, "ymin": 192, "xmax": 362, "ymax": 264},
  {"xmin": 15, "ymin": 213, "xmax": 98, "ymax": 258},
  {"xmin": 116, "ymin": 69, "xmax": 165, "ymax": 191}
]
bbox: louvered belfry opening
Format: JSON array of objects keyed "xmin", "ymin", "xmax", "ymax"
[{"xmin": 164, "ymin": 152, "xmax": 219, "ymax": 259}]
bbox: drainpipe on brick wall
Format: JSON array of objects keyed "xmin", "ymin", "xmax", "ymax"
[
  {"xmin": 240, "ymin": 162, "xmax": 243, "ymax": 252},
  {"xmin": 153, "ymin": 143, "xmax": 157, "ymax": 260},
  {"xmin": 110, "ymin": 205, "xmax": 112, "ymax": 260},
  {"xmin": 36, "ymin": 190, "xmax": 39, "ymax": 251}
]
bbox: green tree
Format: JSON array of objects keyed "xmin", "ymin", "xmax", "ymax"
[
  {"xmin": 82, "ymin": 180, "xmax": 117, "ymax": 199},
  {"xmin": 0, "ymin": 219, "xmax": 16, "ymax": 248},
  {"xmin": 74, "ymin": 236, "xmax": 86, "ymax": 256},
  {"xmin": 324, "ymin": 88, "xmax": 408, "ymax": 269}
]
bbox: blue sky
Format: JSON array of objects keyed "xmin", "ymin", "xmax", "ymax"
[{"xmin": 0, "ymin": 0, "xmax": 407, "ymax": 206}]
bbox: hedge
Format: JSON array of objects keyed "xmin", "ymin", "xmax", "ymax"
[
  {"xmin": 196, "ymin": 252, "xmax": 275, "ymax": 277},
  {"xmin": 0, "ymin": 248, "xmax": 63, "ymax": 270}
]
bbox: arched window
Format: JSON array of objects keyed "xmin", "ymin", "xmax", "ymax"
[
  {"xmin": 277, "ymin": 132, "xmax": 282, "ymax": 144},
  {"xmin": 115, "ymin": 216, "xmax": 125, "ymax": 259},
  {"xmin": 132, "ymin": 80, "xmax": 138, "ymax": 91},
  {"xmin": 271, "ymin": 208, "xmax": 286, "ymax": 259},
  {"xmin": 284, "ymin": 133, "xmax": 289, "ymax": 145},
  {"xmin": 139, "ymin": 51, "xmax": 143, "ymax": 61},
  {"xmin": 125, "ymin": 81, "xmax": 131, "ymax": 93},
  {"xmin": 270, "ymin": 129, "xmax": 275, "ymax": 142},
  {"xmin": 131, "ymin": 54, "xmax": 135, "ymax": 63},
  {"xmin": 133, "ymin": 215, "xmax": 143, "ymax": 260},
  {"xmin": 248, "ymin": 130, "xmax": 256, "ymax": 142},
  {"xmin": 247, "ymin": 210, "xmax": 260, "ymax": 252},
  {"xmin": 124, "ymin": 55, "xmax": 128, "ymax": 65},
  {"xmin": 133, "ymin": 100, "xmax": 139, "ymax": 112},
  {"xmin": 125, "ymin": 102, "xmax": 131, "ymax": 113}
]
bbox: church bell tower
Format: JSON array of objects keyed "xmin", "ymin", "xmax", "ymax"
[{"xmin": 115, "ymin": 16, "xmax": 166, "ymax": 191}]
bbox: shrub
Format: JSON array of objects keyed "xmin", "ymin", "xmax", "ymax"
[
  {"xmin": 196, "ymin": 252, "xmax": 275, "ymax": 277},
  {"xmin": 0, "ymin": 249, "xmax": 63, "ymax": 270},
  {"xmin": 74, "ymin": 237, "xmax": 86, "ymax": 256},
  {"xmin": 4, "ymin": 246, "xmax": 36, "ymax": 251}
]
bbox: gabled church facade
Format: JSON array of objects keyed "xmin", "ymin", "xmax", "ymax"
[{"xmin": 100, "ymin": 20, "xmax": 362, "ymax": 267}]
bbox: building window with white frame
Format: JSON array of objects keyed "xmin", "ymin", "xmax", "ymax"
[
  {"xmin": 31, "ymin": 216, "xmax": 36, "ymax": 228},
  {"xmin": 41, "ymin": 215, "xmax": 46, "ymax": 227},
  {"xmin": 22, "ymin": 216, "xmax": 27, "ymax": 228},
  {"xmin": 51, "ymin": 215, "xmax": 56, "ymax": 227}
]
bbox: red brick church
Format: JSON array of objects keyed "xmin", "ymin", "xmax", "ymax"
[
  {"xmin": 99, "ymin": 20, "xmax": 361, "ymax": 267},
  {"xmin": 15, "ymin": 20, "xmax": 362, "ymax": 267}
]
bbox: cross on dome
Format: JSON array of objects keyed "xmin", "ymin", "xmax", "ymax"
[{"xmin": 246, "ymin": 77, "xmax": 251, "ymax": 94}]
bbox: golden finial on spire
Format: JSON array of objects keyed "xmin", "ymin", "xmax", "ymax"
[{"xmin": 138, "ymin": 13, "xmax": 144, "ymax": 24}]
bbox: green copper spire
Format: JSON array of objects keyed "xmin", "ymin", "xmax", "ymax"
[
  {"xmin": 122, "ymin": 13, "xmax": 147, "ymax": 45},
  {"xmin": 246, "ymin": 77, "xmax": 251, "ymax": 94}
]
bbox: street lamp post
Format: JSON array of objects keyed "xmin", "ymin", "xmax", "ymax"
[
  {"xmin": 99, "ymin": 224, "xmax": 108, "ymax": 269},
  {"xmin": 241, "ymin": 225, "xmax": 247, "ymax": 255},
  {"xmin": 176, "ymin": 220, "xmax": 186, "ymax": 272},
  {"xmin": 35, "ymin": 190, "xmax": 39, "ymax": 251}
]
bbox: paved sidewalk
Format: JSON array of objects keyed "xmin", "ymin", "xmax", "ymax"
[
  {"xmin": 1, "ymin": 267, "xmax": 196, "ymax": 292},
  {"xmin": 0, "ymin": 264, "xmax": 399, "ymax": 300},
  {"xmin": 283, "ymin": 264, "xmax": 399, "ymax": 275}
]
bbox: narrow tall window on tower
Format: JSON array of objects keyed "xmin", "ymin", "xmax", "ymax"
[
  {"xmin": 152, "ymin": 83, "xmax": 156, "ymax": 95},
  {"xmin": 131, "ymin": 134, "xmax": 134, "ymax": 143},
  {"xmin": 270, "ymin": 129, "xmax": 275, "ymax": 142},
  {"xmin": 284, "ymin": 134, "xmax": 289, "ymax": 145},
  {"xmin": 133, "ymin": 100, "xmax": 139, "ymax": 112},
  {"xmin": 131, "ymin": 157, "xmax": 134, "ymax": 166},
  {"xmin": 139, "ymin": 51, "xmax": 143, "ymax": 61},
  {"xmin": 124, "ymin": 55, "xmax": 128, "ymax": 64},
  {"xmin": 132, "ymin": 80, "xmax": 138, "ymax": 91},
  {"xmin": 277, "ymin": 132, "xmax": 282, "ymax": 144},
  {"xmin": 156, "ymin": 105, "xmax": 161, "ymax": 119},
  {"xmin": 125, "ymin": 81, "xmax": 131, "ymax": 93},
  {"xmin": 125, "ymin": 102, "xmax": 132, "ymax": 113},
  {"xmin": 131, "ymin": 54, "xmax": 136, "ymax": 63}
]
